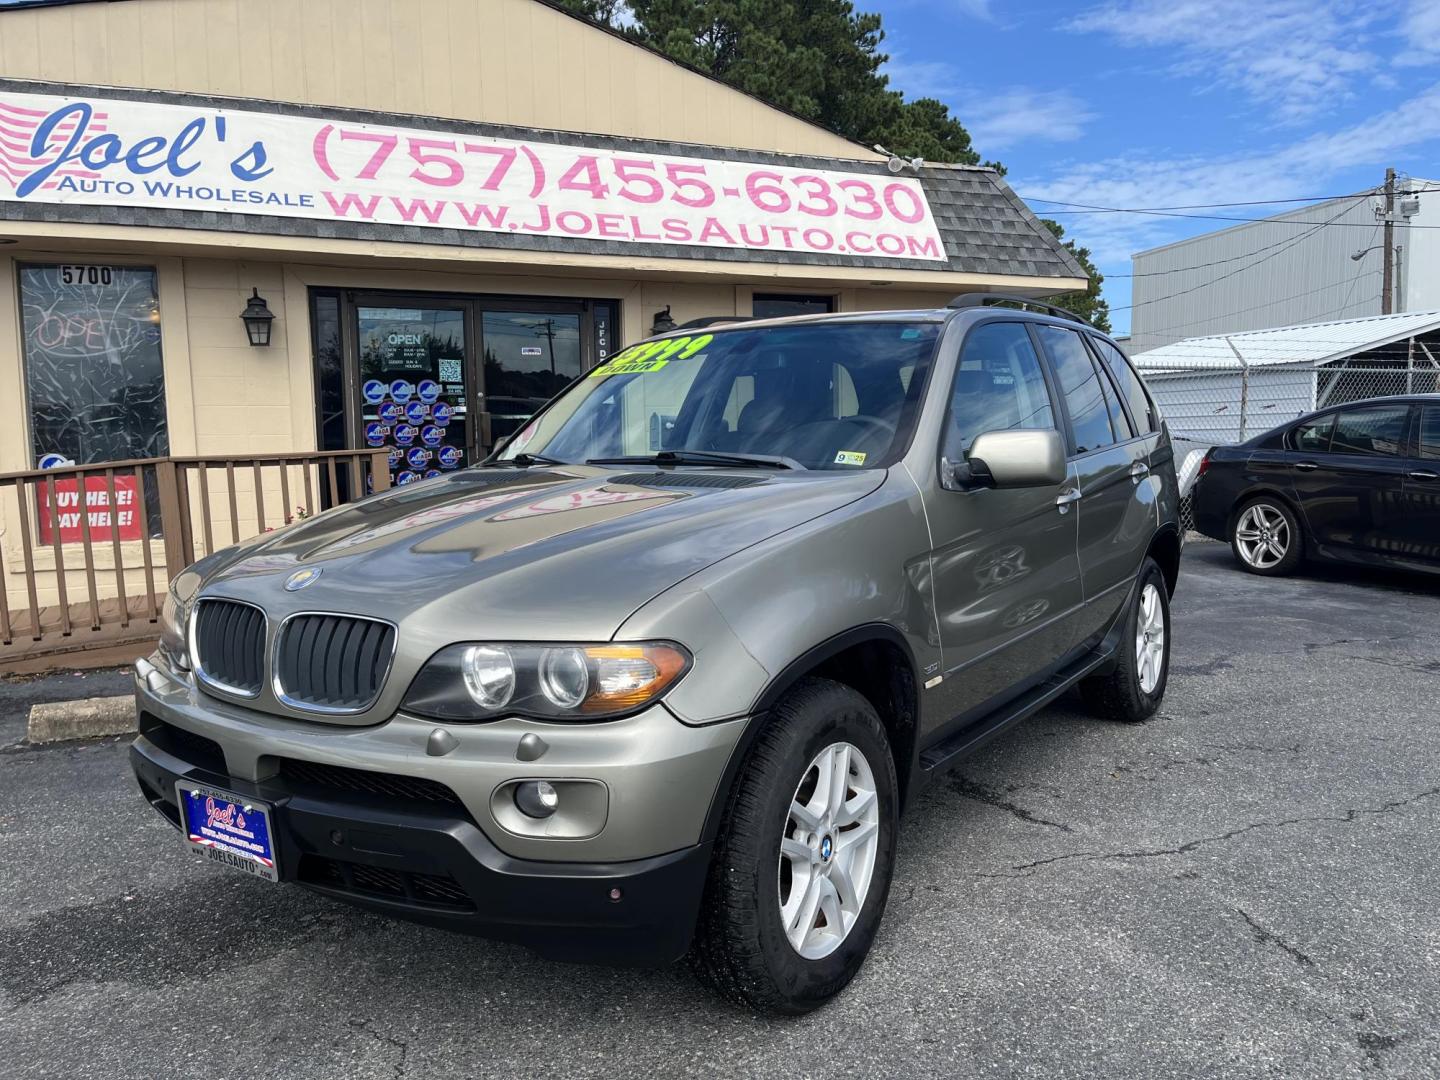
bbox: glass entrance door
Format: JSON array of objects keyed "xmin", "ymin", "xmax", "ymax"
[
  {"xmin": 480, "ymin": 309, "xmax": 584, "ymax": 444},
  {"xmin": 356, "ymin": 304, "xmax": 472, "ymax": 486}
]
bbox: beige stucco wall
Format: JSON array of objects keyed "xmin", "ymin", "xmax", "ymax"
[{"xmin": 0, "ymin": 0, "xmax": 874, "ymax": 161}]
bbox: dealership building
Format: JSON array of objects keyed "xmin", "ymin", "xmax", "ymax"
[{"xmin": 0, "ymin": 0, "xmax": 1084, "ymax": 652}]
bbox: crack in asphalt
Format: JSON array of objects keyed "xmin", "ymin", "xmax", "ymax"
[
  {"xmin": 347, "ymin": 1018, "xmax": 410, "ymax": 1080},
  {"xmin": 982, "ymin": 786, "xmax": 1440, "ymax": 877},
  {"xmin": 948, "ymin": 777, "xmax": 1073, "ymax": 833},
  {"xmin": 1344, "ymin": 654, "xmax": 1440, "ymax": 677},
  {"xmin": 1236, "ymin": 908, "xmax": 1316, "ymax": 968}
]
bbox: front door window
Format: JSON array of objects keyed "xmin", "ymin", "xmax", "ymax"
[{"xmin": 357, "ymin": 306, "xmax": 471, "ymax": 486}]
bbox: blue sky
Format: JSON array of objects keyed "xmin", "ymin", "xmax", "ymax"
[{"xmin": 872, "ymin": 0, "xmax": 1440, "ymax": 333}]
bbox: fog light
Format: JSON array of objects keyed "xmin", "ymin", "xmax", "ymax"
[{"xmin": 514, "ymin": 780, "xmax": 559, "ymax": 819}]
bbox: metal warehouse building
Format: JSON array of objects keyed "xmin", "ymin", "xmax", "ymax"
[{"xmin": 1128, "ymin": 181, "xmax": 1440, "ymax": 355}]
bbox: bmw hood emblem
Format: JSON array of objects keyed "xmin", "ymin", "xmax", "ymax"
[{"xmin": 284, "ymin": 567, "xmax": 323, "ymax": 592}]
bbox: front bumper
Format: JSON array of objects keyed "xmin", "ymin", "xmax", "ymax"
[{"xmin": 131, "ymin": 731, "xmax": 711, "ymax": 966}]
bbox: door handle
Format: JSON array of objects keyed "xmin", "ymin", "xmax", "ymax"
[
  {"xmin": 1410, "ymin": 469, "xmax": 1440, "ymax": 481},
  {"xmin": 1056, "ymin": 488, "xmax": 1082, "ymax": 514},
  {"xmin": 1294, "ymin": 460, "xmax": 1319, "ymax": 472},
  {"xmin": 1129, "ymin": 461, "xmax": 1150, "ymax": 483}
]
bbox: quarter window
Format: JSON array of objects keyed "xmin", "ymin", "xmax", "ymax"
[
  {"xmin": 942, "ymin": 322, "xmax": 1056, "ymax": 459},
  {"xmin": 1036, "ymin": 325, "xmax": 1115, "ymax": 454},
  {"xmin": 1329, "ymin": 405, "xmax": 1409, "ymax": 457}
]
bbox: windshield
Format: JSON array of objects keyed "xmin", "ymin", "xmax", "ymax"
[{"xmin": 495, "ymin": 321, "xmax": 940, "ymax": 471}]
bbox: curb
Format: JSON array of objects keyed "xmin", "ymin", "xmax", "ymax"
[{"xmin": 27, "ymin": 695, "xmax": 137, "ymax": 744}]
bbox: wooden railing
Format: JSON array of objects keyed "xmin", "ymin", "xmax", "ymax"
[{"xmin": 0, "ymin": 449, "xmax": 390, "ymax": 666}]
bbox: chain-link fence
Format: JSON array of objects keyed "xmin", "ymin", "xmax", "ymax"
[{"xmin": 1135, "ymin": 355, "xmax": 1440, "ymax": 536}]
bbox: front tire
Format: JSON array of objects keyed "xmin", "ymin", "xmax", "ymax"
[
  {"xmin": 689, "ymin": 678, "xmax": 898, "ymax": 1015},
  {"xmin": 1230, "ymin": 496, "xmax": 1302, "ymax": 576},
  {"xmin": 1080, "ymin": 558, "xmax": 1170, "ymax": 723}
]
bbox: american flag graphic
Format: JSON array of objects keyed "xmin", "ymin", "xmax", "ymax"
[{"xmin": 0, "ymin": 98, "xmax": 109, "ymax": 192}]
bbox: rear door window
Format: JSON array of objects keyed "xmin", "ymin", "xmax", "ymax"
[
  {"xmin": 1091, "ymin": 336, "xmax": 1158, "ymax": 433},
  {"xmin": 1036, "ymin": 325, "xmax": 1116, "ymax": 454},
  {"xmin": 1419, "ymin": 406, "xmax": 1440, "ymax": 460},
  {"xmin": 1329, "ymin": 404, "xmax": 1409, "ymax": 457}
]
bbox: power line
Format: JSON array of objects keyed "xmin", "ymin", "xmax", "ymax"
[
  {"xmin": 1113, "ymin": 196, "xmax": 1369, "ymax": 314},
  {"xmin": 1022, "ymin": 184, "xmax": 1440, "ymax": 227},
  {"xmin": 1132, "ymin": 270, "xmax": 1383, "ymax": 341}
]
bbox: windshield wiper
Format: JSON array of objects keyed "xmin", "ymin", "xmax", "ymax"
[
  {"xmin": 586, "ymin": 450, "xmax": 802, "ymax": 470},
  {"xmin": 485, "ymin": 452, "xmax": 568, "ymax": 467}
]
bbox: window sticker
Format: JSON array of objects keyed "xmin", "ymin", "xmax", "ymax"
[
  {"xmin": 589, "ymin": 334, "xmax": 713, "ymax": 377},
  {"xmin": 834, "ymin": 450, "xmax": 867, "ymax": 466}
]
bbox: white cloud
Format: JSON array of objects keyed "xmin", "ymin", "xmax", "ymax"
[
  {"xmin": 961, "ymin": 88, "xmax": 1097, "ymax": 151},
  {"xmin": 1017, "ymin": 81, "xmax": 1440, "ymax": 269},
  {"xmin": 1068, "ymin": 1, "xmax": 1380, "ymax": 121},
  {"xmin": 1397, "ymin": 0, "xmax": 1440, "ymax": 65},
  {"xmin": 951, "ymin": 0, "xmax": 994, "ymax": 17}
]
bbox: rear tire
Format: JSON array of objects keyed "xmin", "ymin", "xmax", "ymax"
[
  {"xmin": 689, "ymin": 678, "xmax": 898, "ymax": 1015},
  {"xmin": 1230, "ymin": 496, "xmax": 1303, "ymax": 576},
  {"xmin": 1080, "ymin": 558, "xmax": 1170, "ymax": 723}
]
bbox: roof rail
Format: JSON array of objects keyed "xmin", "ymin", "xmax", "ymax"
[
  {"xmin": 947, "ymin": 292, "xmax": 1092, "ymax": 327},
  {"xmin": 675, "ymin": 315, "xmax": 756, "ymax": 330}
]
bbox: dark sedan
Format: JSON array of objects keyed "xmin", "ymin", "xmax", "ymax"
[{"xmin": 1191, "ymin": 394, "xmax": 1440, "ymax": 575}]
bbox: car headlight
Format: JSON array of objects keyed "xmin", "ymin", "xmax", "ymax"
[
  {"xmin": 158, "ymin": 587, "xmax": 192, "ymax": 671},
  {"xmin": 403, "ymin": 642, "xmax": 691, "ymax": 721}
]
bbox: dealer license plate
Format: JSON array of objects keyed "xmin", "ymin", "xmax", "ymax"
[{"xmin": 175, "ymin": 781, "xmax": 279, "ymax": 883}]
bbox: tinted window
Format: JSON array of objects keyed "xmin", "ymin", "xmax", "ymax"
[
  {"xmin": 1095, "ymin": 353, "xmax": 1135, "ymax": 441},
  {"xmin": 942, "ymin": 322, "xmax": 1056, "ymax": 459},
  {"xmin": 752, "ymin": 294, "xmax": 835, "ymax": 319},
  {"xmin": 1092, "ymin": 337, "xmax": 1157, "ymax": 433},
  {"xmin": 1330, "ymin": 405, "xmax": 1409, "ymax": 457},
  {"xmin": 1420, "ymin": 406, "xmax": 1440, "ymax": 460},
  {"xmin": 1036, "ymin": 325, "xmax": 1115, "ymax": 454},
  {"xmin": 1291, "ymin": 415, "xmax": 1334, "ymax": 452}
]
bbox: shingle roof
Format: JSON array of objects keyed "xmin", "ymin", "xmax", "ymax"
[
  {"xmin": 1134, "ymin": 310, "xmax": 1440, "ymax": 370},
  {"xmin": 0, "ymin": 78, "xmax": 1086, "ymax": 283}
]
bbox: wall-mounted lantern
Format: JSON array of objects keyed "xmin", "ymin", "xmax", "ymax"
[
  {"xmin": 650, "ymin": 305, "xmax": 677, "ymax": 335},
  {"xmin": 240, "ymin": 288, "xmax": 275, "ymax": 346}
]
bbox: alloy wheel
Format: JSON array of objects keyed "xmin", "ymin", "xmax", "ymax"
[
  {"xmin": 778, "ymin": 742, "xmax": 881, "ymax": 960},
  {"xmin": 1234, "ymin": 503, "xmax": 1290, "ymax": 570},
  {"xmin": 1135, "ymin": 582, "xmax": 1166, "ymax": 695}
]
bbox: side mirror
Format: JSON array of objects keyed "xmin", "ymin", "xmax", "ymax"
[{"xmin": 946, "ymin": 429, "xmax": 1066, "ymax": 490}]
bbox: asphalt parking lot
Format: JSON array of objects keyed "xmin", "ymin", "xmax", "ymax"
[{"xmin": 1, "ymin": 542, "xmax": 1437, "ymax": 1079}]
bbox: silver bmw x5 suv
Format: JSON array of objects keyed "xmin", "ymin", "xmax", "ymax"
[{"xmin": 132, "ymin": 294, "xmax": 1181, "ymax": 1014}]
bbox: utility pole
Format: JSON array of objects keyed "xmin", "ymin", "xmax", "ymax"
[{"xmin": 1381, "ymin": 167, "xmax": 1396, "ymax": 315}]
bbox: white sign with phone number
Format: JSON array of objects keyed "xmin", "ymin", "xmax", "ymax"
[{"xmin": 0, "ymin": 90, "xmax": 947, "ymax": 262}]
